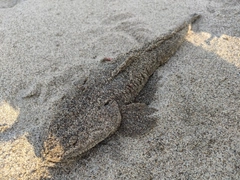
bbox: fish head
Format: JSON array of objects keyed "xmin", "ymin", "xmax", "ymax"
[{"xmin": 42, "ymin": 97, "xmax": 121, "ymax": 163}]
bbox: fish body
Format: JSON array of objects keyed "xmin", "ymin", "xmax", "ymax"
[{"xmin": 42, "ymin": 14, "xmax": 200, "ymax": 162}]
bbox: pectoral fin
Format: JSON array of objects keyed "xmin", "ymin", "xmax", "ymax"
[{"xmin": 118, "ymin": 103, "xmax": 157, "ymax": 137}]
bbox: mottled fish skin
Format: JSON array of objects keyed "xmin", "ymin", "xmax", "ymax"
[{"xmin": 42, "ymin": 14, "xmax": 200, "ymax": 162}]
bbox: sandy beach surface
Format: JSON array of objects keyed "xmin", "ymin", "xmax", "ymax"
[{"xmin": 0, "ymin": 0, "xmax": 240, "ymax": 179}]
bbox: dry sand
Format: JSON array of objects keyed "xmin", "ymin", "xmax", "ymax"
[{"xmin": 0, "ymin": 0, "xmax": 240, "ymax": 179}]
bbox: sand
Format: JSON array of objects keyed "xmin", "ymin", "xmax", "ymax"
[{"xmin": 0, "ymin": 0, "xmax": 239, "ymax": 179}]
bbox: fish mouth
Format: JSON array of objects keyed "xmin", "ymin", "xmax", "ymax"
[{"xmin": 42, "ymin": 135, "xmax": 65, "ymax": 163}]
